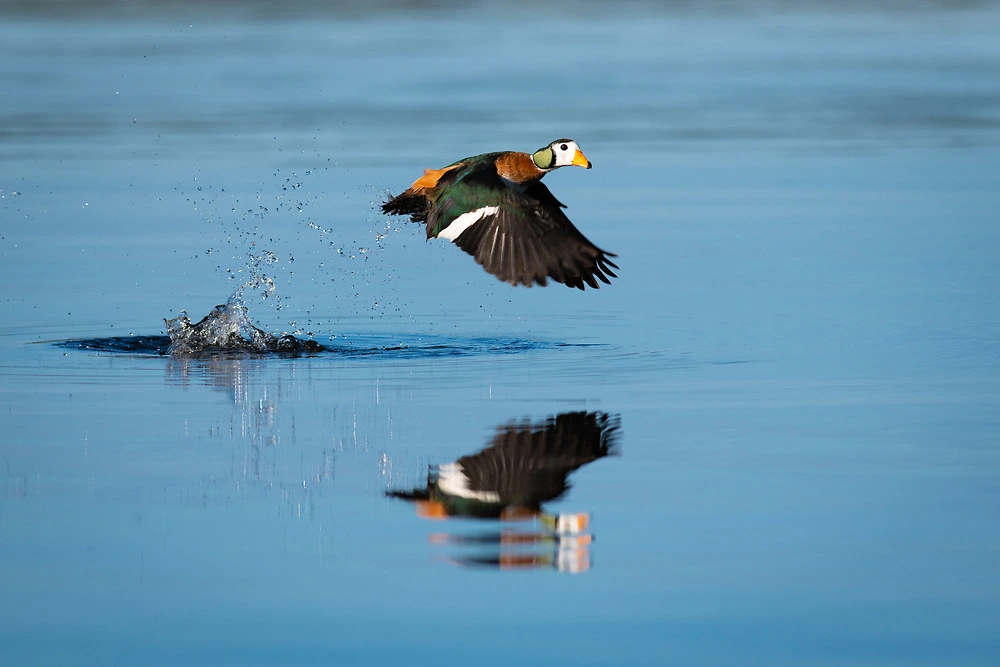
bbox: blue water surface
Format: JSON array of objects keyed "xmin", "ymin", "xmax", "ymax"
[{"xmin": 2, "ymin": 2, "xmax": 999, "ymax": 665}]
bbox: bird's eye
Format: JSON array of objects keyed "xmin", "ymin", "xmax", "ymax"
[{"xmin": 560, "ymin": 143, "xmax": 568, "ymax": 151}]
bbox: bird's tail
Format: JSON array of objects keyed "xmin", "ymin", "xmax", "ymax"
[{"xmin": 381, "ymin": 190, "xmax": 430, "ymax": 224}]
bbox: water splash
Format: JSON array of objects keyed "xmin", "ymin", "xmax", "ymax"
[
  {"xmin": 231, "ymin": 248, "xmax": 281, "ymax": 309},
  {"xmin": 56, "ymin": 326, "xmax": 589, "ymax": 359},
  {"xmin": 164, "ymin": 302, "xmax": 323, "ymax": 355}
]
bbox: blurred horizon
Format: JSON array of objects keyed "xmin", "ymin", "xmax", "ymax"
[
  {"xmin": 3, "ymin": 0, "xmax": 999, "ymax": 167},
  {"xmin": 3, "ymin": 0, "xmax": 999, "ymax": 18}
]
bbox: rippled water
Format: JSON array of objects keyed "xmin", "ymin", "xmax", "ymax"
[{"xmin": 2, "ymin": 2, "xmax": 1000, "ymax": 665}]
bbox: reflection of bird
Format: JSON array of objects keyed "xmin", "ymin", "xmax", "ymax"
[
  {"xmin": 382, "ymin": 139, "xmax": 618, "ymax": 289},
  {"xmin": 387, "ymin": 412, "xmax": 621, "ymax": 520}
]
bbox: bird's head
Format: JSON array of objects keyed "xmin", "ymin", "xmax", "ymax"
[{"xmin": 532, "ymin": 139, "xmax": 592, "ymax": 171}]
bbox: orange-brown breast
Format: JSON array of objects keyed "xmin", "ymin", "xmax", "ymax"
[
  {"xmin": 410, "ymin": 164, "xmax": 463, "ymax": 191},
  {"xmin": 494, "ymin": 152, "xmax": 545, "ymax": 184}
]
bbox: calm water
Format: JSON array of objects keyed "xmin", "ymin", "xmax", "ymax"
[{"xmin": 2, "ymin": 2, "xmax": 1000, "ymax": 665}]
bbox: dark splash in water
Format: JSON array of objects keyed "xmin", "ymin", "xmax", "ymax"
[
  {"xmin": 164, "ymin": 303, "xmax": 324, "ymax": 355},
  {"xmin": 58, "ymin": 334, "xmax": 174, "ymax": 355},
  {"xmin": 55, "ymin": 302, "xmax": 589, "ymax": 359},
  {"xmin": 54, "ymin": 303, "xmax": 321, "ymax": 356}
]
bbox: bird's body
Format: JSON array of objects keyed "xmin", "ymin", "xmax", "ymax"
[{"xmin": 382, "ymin": 139, "xmax": 617, "ymax": 289}]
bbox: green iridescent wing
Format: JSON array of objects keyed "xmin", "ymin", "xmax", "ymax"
[{"xmin": 428, "ymin": 165, "xmax": 618, "ymax": 289}]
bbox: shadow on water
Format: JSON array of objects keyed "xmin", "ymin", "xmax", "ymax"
[{"xmin": 388, "ymin": 411, "xmax": 622, "ymax": 573}]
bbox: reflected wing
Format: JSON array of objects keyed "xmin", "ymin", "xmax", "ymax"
[{"xmin": 456, "ymin": 412, "xmax": 622, "ymax": 505}]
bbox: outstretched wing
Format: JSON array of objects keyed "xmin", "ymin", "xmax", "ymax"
[{"xmin": 427, "ymin": 168, "xmax": 618, "ymax": 290}]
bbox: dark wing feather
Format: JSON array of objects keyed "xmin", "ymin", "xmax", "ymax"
[{"xmin": 432, "ymin": 171, "xmax": 617, "ymax": 289}]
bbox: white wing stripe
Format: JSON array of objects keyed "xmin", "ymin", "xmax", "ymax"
[{"xmin": 438, "ymin": 206, "xmax": 499, "ymax": 241}]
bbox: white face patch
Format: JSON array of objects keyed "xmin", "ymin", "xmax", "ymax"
[
  {"xmin": 436, "ymin": 462, "xmax": 501, "ymax": 503},
  {"xmin": 551, "ymin": 140, "xmax": 580, "ymax": 167},
  {"xmin": 437, "ymin": 206, "xmax": 499, "ymax": 241}
]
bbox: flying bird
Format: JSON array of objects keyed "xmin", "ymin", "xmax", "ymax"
[{"xmin": 382, "ymin": 139, "xmax": 618, "ymax": 289}]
